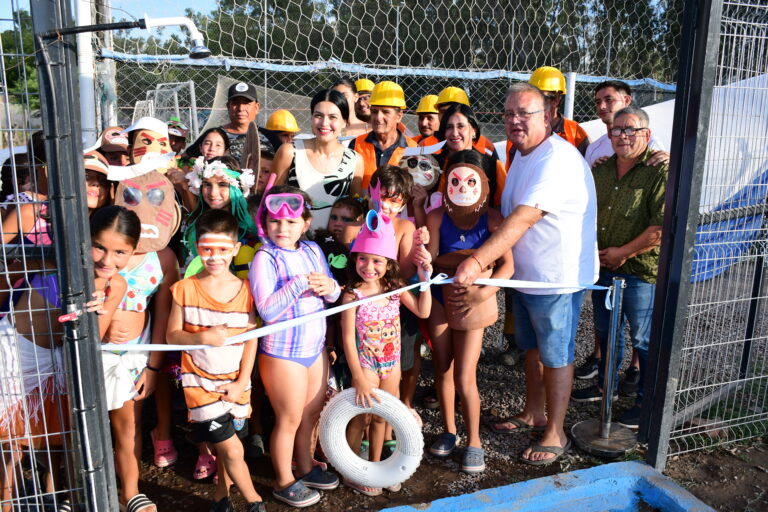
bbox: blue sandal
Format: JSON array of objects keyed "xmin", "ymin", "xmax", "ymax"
[{"xmin": 272, "ymin": 480, "xmax": 321, "ymax": 508}]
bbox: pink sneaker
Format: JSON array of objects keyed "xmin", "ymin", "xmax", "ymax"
[{"xmin": 150, "ymin": 430, "xmax": 178, "ymax": 468}]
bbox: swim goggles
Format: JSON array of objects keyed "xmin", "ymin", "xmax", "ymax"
[{"xmin": 265, "ymin": 193, "xmax": 304, "ymax": 219}]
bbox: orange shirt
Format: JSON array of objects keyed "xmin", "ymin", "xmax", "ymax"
[{"xmin": 171, "ymin": 276, "xmax": 254, "ymax": 422}]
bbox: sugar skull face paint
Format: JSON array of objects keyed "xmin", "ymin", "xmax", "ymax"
[
  {"xmin": 399, "ymin": 154, "xmax": 440, "ymax": 189},
  {"xmin": 131, "ymin": 129, "xmax": 170, "ymax": 164},
  {"xmin": 447, "ymin": 166, "xmax": 482, "ymax": 206}
]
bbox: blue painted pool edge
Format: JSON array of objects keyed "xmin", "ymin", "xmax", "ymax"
[{"xmin": 385, "ymin": 461, "xmax": 715, "ymax": 511}]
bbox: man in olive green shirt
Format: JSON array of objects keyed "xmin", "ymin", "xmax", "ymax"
[{"xmin": 571, "ymin": 106, "xmax": 667, "ymax": 429}]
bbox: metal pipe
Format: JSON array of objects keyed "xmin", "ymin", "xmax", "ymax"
[
  {"xmin": 76, "ymin": 0, "xmax": 97, "ymax": 146},
  {"xmin": 564, "ymin": 71, "xmax": 577, "ymax": 119},
  {"xmin": 188, "ymin": 79, "xmax": 199, "ymax": 139},
  {"xmin": 600, "ymin": 278, "xmax": 625, "ymax": 439}
]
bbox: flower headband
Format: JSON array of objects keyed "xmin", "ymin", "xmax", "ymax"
[{"xmin": 185, "ymin": 156, "xmax": 255, "ymax": 197}]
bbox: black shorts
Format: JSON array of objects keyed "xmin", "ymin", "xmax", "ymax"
[
  {"xmin": 400, "ymin": 306, "xmax": 420, "ymax": 372},
  {"xmin": 192, "ymin": 413, "xmax": 249, "ymax": 444}
]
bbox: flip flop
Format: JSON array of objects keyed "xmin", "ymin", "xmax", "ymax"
[
  {"xmin": 491, "ymin": 417, "xmax": 546, "ymax": 433},
  {"xmin": 519, "ymin": 438, "xmax": 572, "ymax": 466}
]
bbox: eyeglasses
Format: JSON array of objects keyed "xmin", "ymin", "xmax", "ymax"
[
  {"xmin": 266, "ymin": 193, "xmax": 304, "ymax": 219},
  {"xmin": 610, "ymin": 127, "xmax": 648, "ymax": 137},
  {"xmin": 405, "ymin": 157, "xmax": 434, "ymax": 172},
  {"xmin": 502, "ymin": 109, "xmax": 544, "ymax": 121}
]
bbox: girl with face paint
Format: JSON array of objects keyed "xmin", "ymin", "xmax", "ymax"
[{"xmin": 424, "ymin": 150, "xmax": 514, "ymax": 474}]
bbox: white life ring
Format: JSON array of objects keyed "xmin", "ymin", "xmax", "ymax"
[{"xmin": 319, "ymin": 388, "xmax": 423, "ymax": 489}]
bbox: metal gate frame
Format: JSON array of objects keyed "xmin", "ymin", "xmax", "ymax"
[{"xmin": 31, "ymin": 0, "xmax": 118, "ymax": 508}]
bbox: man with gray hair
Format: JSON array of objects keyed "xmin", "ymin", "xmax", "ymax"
[
  {"xmin": 570, "ymin": 105, "xmax": 668, "ymax": 430},
  {"xmin": 454, "ymin": 82, "xmax": 598, "ymax": 465}
]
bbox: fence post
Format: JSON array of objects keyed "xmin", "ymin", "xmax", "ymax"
[
  {"xmin": 564, "ymin": 72, "xmax": 576, "ymax": 120},
  {"xmin": 642, "ymin": 0, "xmax": 723, "ymax": 471},
  {"xmin": 31, "ymin": 0, "xmax": 119, "ymax": 509}
]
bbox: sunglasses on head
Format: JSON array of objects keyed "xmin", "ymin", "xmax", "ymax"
[{"xmin": 266, "ymin": 193, "xmax": 304, "ymax": 219}]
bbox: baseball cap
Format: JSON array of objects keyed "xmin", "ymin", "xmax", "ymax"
[{"xmin": 228, "ymin": 82, "xmax": 259, "ymax": 102}]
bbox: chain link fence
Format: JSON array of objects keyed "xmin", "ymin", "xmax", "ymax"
[
  {"xmin": 1, "ymin": 3, "xmax": 82, "ymax": 511},
  {"xmin": 95, "ymin": 0, "xmax": 682, "ymax": 140}
]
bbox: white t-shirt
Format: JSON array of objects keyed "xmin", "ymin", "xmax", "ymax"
[
  {"xmin": 585, "ymin": 132, "xmax": 665, "ymax": 167},
  {"xmin": 500, "ymin": 135, "xmax": 599, "ymax": 294}
]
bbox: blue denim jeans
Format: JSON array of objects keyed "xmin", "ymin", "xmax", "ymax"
[
  {"xmin": 592, "ymin": 271, "xmax": 655, "ymax": 402},
  {"xmin": 513, "ymin": 289, "xmax": 586, "ymax": 368}
]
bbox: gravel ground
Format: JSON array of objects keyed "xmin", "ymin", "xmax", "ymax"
[{"xmin": 143, "ymin": 291, "xmax": 653, "ymax": 511}]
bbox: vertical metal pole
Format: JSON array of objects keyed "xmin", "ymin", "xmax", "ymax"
[
  {"xmin": 600, "ymin": 278, "xmax": 625, "ymax": 438},
  {"xmin": 31, "ymin": 0, "xmax": 118, "ymax": 509},
  {"xmin": 605, "ymin": 24, "xmax": 612, "ymax": 76},
  {"xmin": 739, "ymin": 255, "xmax": 764, "ymax": 379},
  {"xmin": 643, "ymin": 0, "xmax": 723, "ymax": 471},
  {"xmin": 188, "ymin": 79, "xmax": 199, "ymax": 140},
  {"xmin": 395, "ymin": 5, "xmax": 401, "ymax": 67},
  {"xmin": 564, "ymin": 72, "xmax": 577, "ymax": 120}
]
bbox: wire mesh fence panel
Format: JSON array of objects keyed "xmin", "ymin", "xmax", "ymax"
[
  {"xmin": 94, "ymin": 0, "xmax": 683, "ymax": 139},
  {"xmin": 667, "ymin": 0, "xmax": 768, "ymax": 457},
  {"xmin": 1, "ymin": 2, "xmax": 84, "ymax": 510}
]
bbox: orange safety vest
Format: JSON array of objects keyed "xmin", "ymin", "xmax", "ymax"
[
  {"xmin": 412, "ymin": 134, "xmax": 424, "ymax": 144},
  {"xmin": 557, "ymin": 117, "xmax": 590, "ymax": 154},
  {"xmin": 354, "ymin": 132, "xmax": 418, "ymax": 189},
  {"xmin": 417, "ymin": 134, "xmax": 497, "ymax": 157}
]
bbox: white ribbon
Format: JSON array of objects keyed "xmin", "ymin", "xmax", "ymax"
[{"xmin": 100, "ymin": 274, "xmax": 611, "ymax": 352}]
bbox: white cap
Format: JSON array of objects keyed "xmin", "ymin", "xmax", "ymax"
[{"xmin": 123, "ymin": 117, "xmax": 169, "ymax": 138}]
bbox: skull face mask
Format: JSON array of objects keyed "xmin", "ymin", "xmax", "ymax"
[
  {"xmin": 114, "ymin": 171, "xmax": 180, "ymax": 253},
  {"xmin": 398, "ymin": 153, "xmax": 441, "ymax": 189},
  {"xmin": 443, "ymin": 163, "xmax": 489, "ymax": 227}
]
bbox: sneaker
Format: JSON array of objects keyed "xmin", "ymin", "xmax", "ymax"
[
  {"xmin": 571, "ymin": 384, "xmax": 617, "ymax": 403},
  {"xmin": 575, "ymin": 354, "xmax": 600, "ymax": 380},
  {"xmin": 299, "ymin": 465, "xmax": 339, "ymax": 490},
  {"xmin": 209, "ymin": 496, "xmax": 234, "ymax": 512},
  {"xmin": 617, "ymin": 404, "xmax": 641, "ymax": 430},
  {"xmin": 619, "ymin": 366, "xmax": 640, "ymax": 398},
  {"xmin": 461, "ymin": 446, "xmax": 485, "ymax": 474},
  {"xmin": 272, "ymin": 480, "xmax": 321, "ymax": 508},
  {"xmin": 429, "ymin": 432, "xmax": 457, "ymax": 457}
]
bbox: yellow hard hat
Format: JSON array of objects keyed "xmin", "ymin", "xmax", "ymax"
[
  {"xmin": 266, "ymin": 109, "xmax": 300, "ymax": 133},
  {"xmin": 369, "ymin": 81, "xmax": 406, "ymax": 109},
  {"xmin": 355, "ymin": 78, "xmax": 375, "ymax": 94},
  {"xmin": 415, "ymin": 95, "xmax": 439, "ymax": 114},
  {"xmin": 436, "ymin": 86, "xmax": 470, "ymax": 107},
  {"xmin": 528, "ymin": 66, "xmax": 567, "ymax": 94}
]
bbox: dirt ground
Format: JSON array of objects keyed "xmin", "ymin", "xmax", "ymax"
[
  {"xmin": 138, "ymin": 376, "xmax": 768, "ymax": 512},
  {"xmin": 137, "ymin": 299, "xmax": 768, "ymax": 511}
]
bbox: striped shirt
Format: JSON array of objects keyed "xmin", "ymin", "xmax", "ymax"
[
  {"xmin": 171, "ymin": 276, "xmax": 253, "ymax": 423},
  {"xmin": 249, "ymin": 240, "xmax": 340, "ymax": 359}
]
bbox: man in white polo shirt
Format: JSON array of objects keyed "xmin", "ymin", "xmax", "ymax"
[
  {"xmin": 454, "ymin": 82, "xmax": 598, "ymax": 466},
  {"xmin": 584, "ymin": 80, "xmax": 667, "ymax": 167}
]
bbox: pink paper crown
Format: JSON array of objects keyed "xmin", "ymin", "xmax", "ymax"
[{"xmin": 350, "ymin": 210, "xmax": 397, "ymax": 260}]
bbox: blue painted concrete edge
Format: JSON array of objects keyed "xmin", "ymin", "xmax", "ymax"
[{"xmin": 386, "ymin": 461, "xmax": 715, "ymax": 512}]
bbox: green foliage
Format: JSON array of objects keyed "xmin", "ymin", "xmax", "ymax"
[{"xmin": 1, "ymin": 10, "xmax": 40, "ymax": 111}]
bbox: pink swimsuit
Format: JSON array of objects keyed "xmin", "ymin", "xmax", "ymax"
[{"xmin": 353, "ymin": 289, "xmax": 401, "ymax": 379}]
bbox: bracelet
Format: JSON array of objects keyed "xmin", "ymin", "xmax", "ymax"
[
  {"xmin": 470, "ymin": 254, "xmax": 483, "ymax": 270},
  {"xmin": 145, "ymin": 364, "xmax": 161, "ymax": 372}
]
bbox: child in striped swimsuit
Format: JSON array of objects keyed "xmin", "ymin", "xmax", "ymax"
[{"xmin": 166, "ymin": 209, "xmax": 264, "ymax": 512}]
